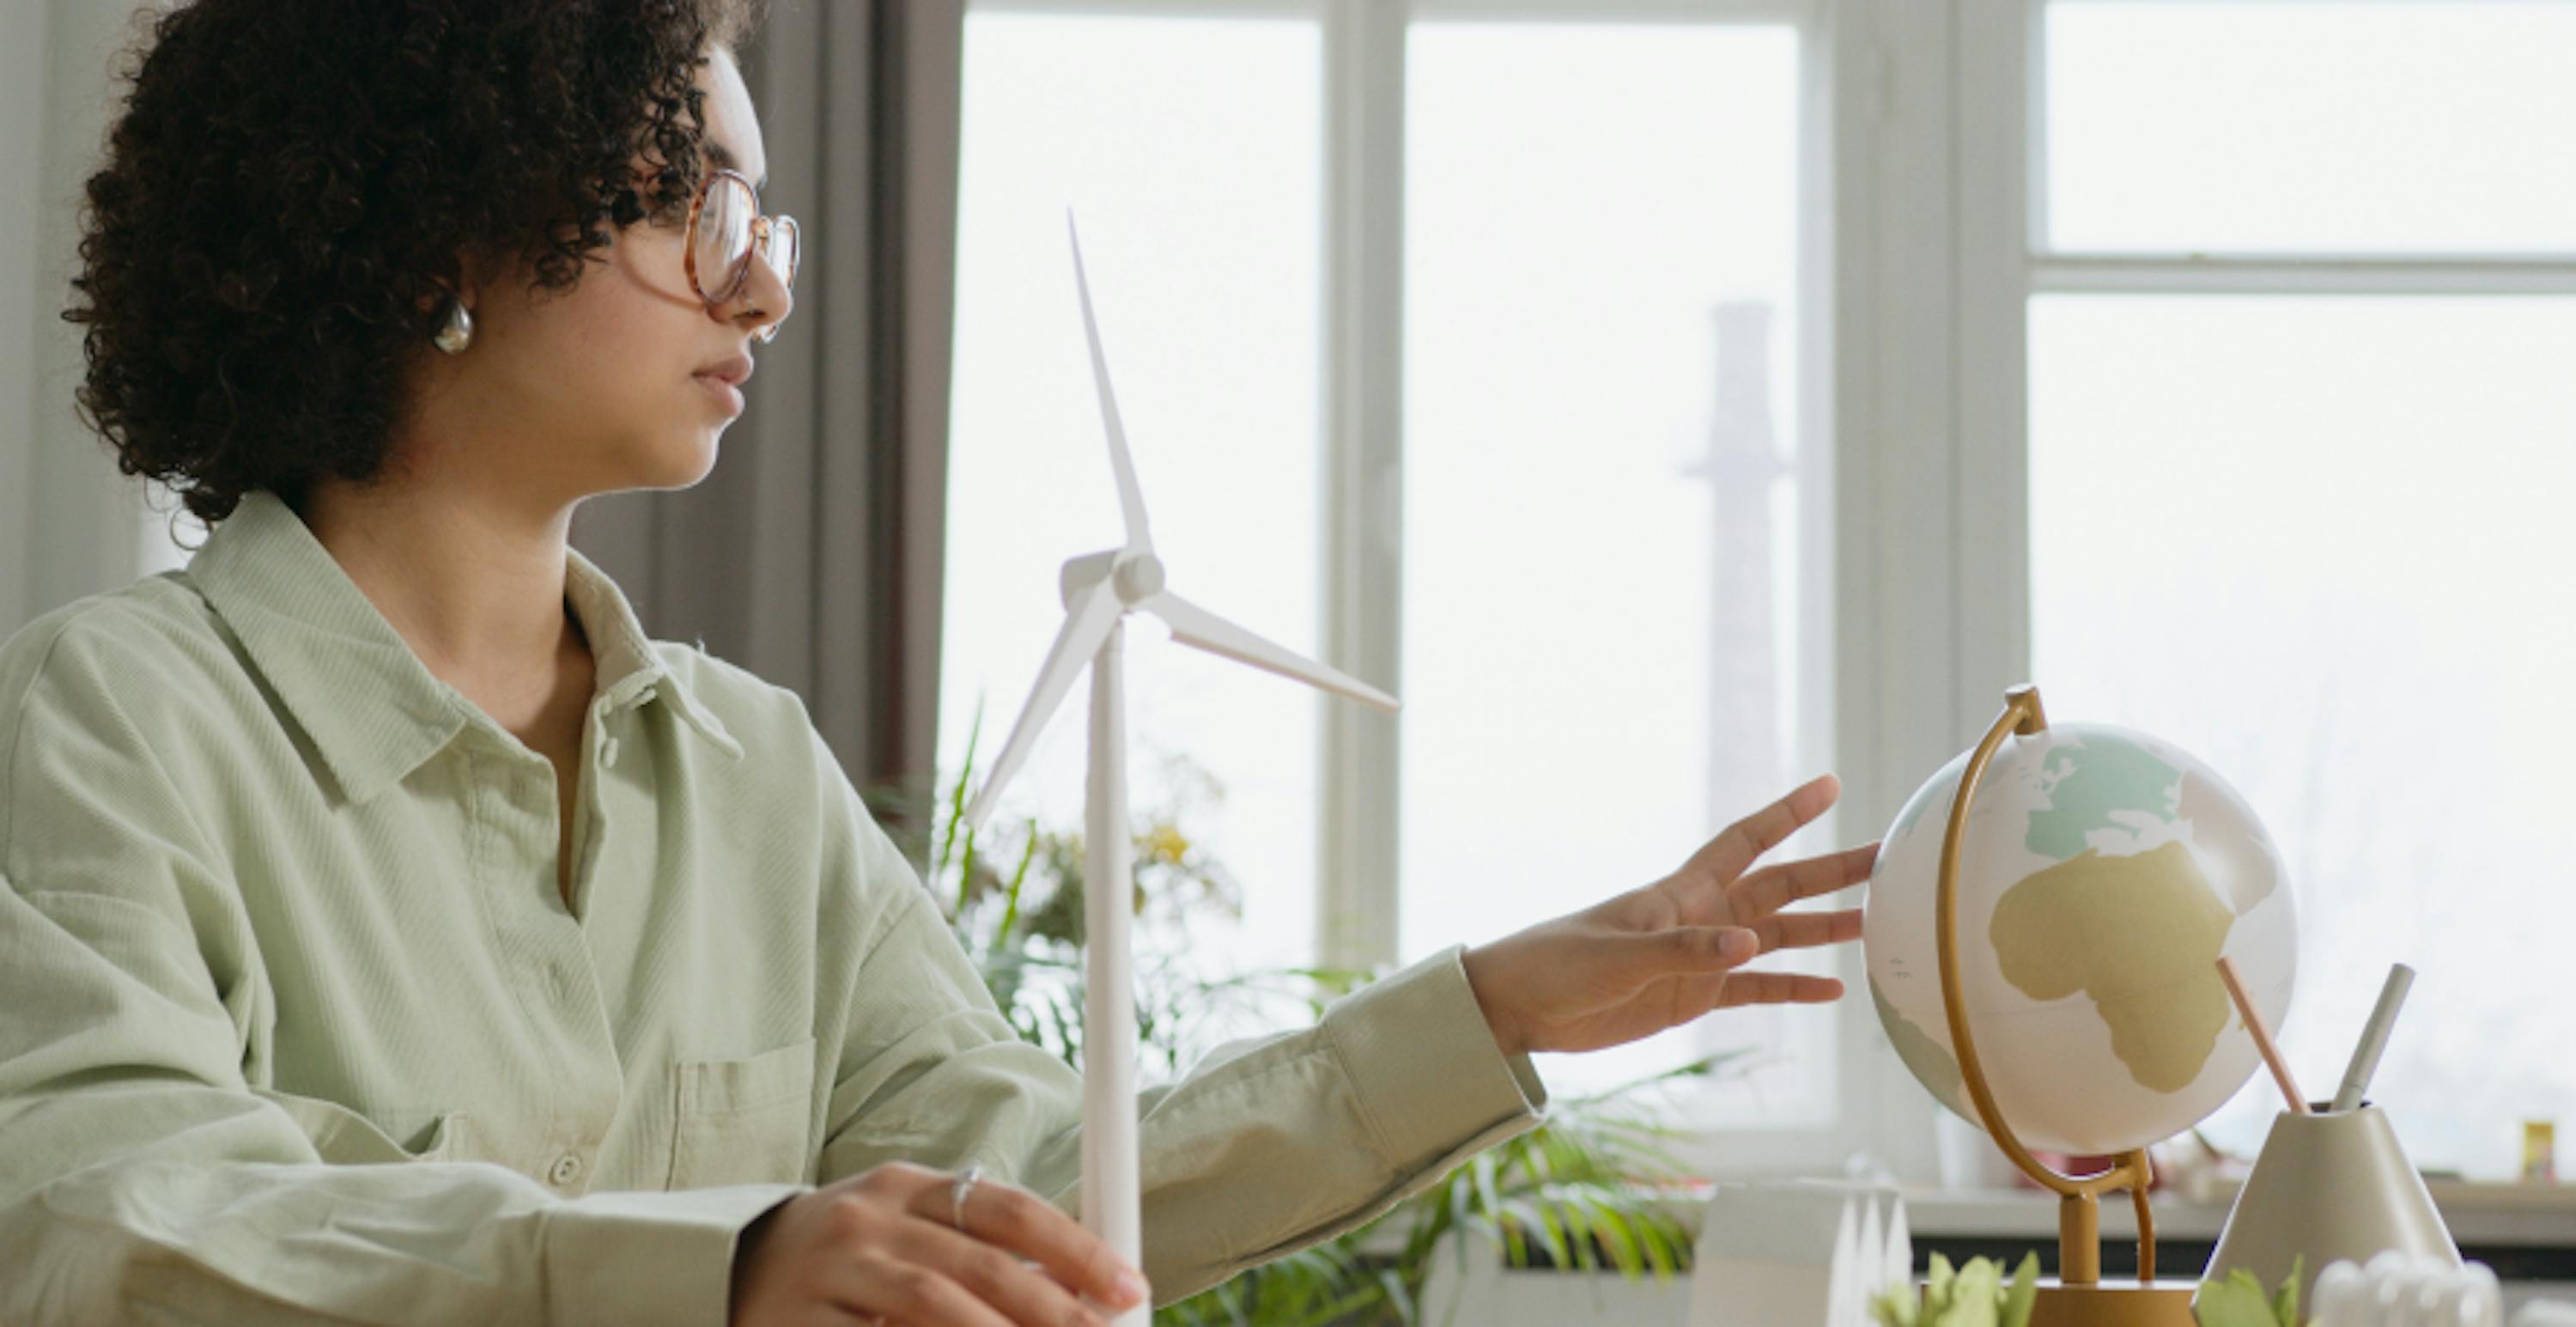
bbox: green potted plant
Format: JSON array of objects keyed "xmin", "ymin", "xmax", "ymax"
[
  {"xmin": 1870, "ymin": 1253, "xmax": 2039, "ymax": 1327},
  {"xmin": 2192, "ymin": 1260, "xmax": 2303, "ymax": 1327},
  {"xmin": 896, "ymin": 709, "xmax": 1741, "ymax": 1324}
]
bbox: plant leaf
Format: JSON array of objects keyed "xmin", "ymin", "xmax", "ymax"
[
  {"xmin": 1950, "ymin": 1257, "xmax": 2002, "ymax": 1327},
  {"xmin": 2002, "ymin": 1251, "xmax": 2039, "ymax": 1327},
  {"xmin": 2271, "ymin": 1256, "xmax": 2303, "ymax": 1327},
  {"xmin": 2192, "ymin": 1269, "xmax": 2282, "ymax": 1327}
]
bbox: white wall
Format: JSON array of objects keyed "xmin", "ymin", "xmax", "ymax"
[{"xmin": 2, "ymin": 1, "xmax": 160, "ymax": 641}]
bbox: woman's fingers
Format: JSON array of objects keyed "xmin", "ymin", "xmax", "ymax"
[
  {"xmin": 1686, "ymin": 774, "xmax": 1841, "ymax": 885},
  {"xmin": 884, "ymin": 1216, "xmax": 1104, "ymax": 1327},
  {"xmin": 1748, "ymin": 906, "xmax": 1864, "ymax": 954},
  {"xmin": 906, "ymin": 1172, "xmax": 1145, "ymax": 1316},
  {"xmin": 1672, "ymin": 968, "xmax": 1845, "ymax": 1014},
  {"xmin": 1718, "ymin": 970, "xmax": 1844, "ymax": 1007},
  {"xmin": 824, "ymin": 1252, "xmax": 1013, "ymax": 1326},
  {"xmin": 734, "ymin": 1164, "xmax": 1145, "ymax": 1327},
  {"xmin": 1627, "ymin": 925, "xmax": 1761, "ymax": 981},
  {"xmin": 1730, "ymin": 842, "xmax": 1880, "ymax": 920}
]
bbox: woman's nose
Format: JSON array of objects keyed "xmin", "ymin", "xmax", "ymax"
[{"xmin": 726, "ymin": 236, "xmax": 794, "ymax": 341}]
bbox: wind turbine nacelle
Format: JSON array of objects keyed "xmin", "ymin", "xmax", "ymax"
[{"xmin": 1059, "ymin": 549, "xmax": 1165, "ymax": 610}]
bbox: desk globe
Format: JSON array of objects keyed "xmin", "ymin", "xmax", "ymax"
[{"xmin": 1862, "ymin": 686, "xmax": 2299, "ymax": 1326}]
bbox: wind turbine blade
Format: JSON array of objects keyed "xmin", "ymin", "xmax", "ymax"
[
  {"xmin": 1067, "ymin": 215, "xmax": 1152, "ymax": 554},
  {"xmin": 965, "ymin": 581, "xmax": 1126, "ymax": 830},
  {"xmin": 1145, "ymin": 592, "xmax": 1399, "ymax": 714}
]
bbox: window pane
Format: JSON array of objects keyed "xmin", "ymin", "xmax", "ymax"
[
  {"xmin": 942, "ymin": 14, "xmax": 1322, "ymax": 976},
  {"xmin": 2031, "ymin": 295, "xmax": 2576, "ymax": 1178},
  {"xmin": 1403, "ymin": 22, "xmax": 1831, "ymax": 1116},
  {"xmin": 2046, "ymin": 2, "xmax": 2576, "ymax": 253}
]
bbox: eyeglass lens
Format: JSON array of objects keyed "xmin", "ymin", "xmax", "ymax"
[{"xmin": 690, "ymin": 173, "xmax": 799, "ymax": 301}]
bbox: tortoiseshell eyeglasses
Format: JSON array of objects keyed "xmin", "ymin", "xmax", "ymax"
[{"xmin": 683, "ymin": 168, "xmax": 799, "ymax": 337}]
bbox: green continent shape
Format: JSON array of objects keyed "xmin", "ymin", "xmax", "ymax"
[
  {"xmin": 2024, "ymin": 739, "xmax": 2183, "ymax": 860},
  {"xmin": 1871, "ymin": 973, "xmax": 1965, "ymax": 1113},
  {"xmin": 1989, "ymin": 841, "xmax": 2234, "ymax": 1093}
]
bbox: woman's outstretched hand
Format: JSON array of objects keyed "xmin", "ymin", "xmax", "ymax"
[{"xmin": 1459, "ymin": 773, "xmax": 1877, "ymax": 1058}]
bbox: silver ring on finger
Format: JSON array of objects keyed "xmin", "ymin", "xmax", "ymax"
[{"xmin": 949, "ymin": 1163, "xmax": 984, "ymax": 1233}]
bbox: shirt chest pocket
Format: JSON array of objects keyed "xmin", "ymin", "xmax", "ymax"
[{"xmin": 667, "ymin": 1037, "xmax": 817, "ymax": 1189}]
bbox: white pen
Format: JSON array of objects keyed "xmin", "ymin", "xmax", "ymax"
[{"xmin": 2330, "ymin": 963, "xmax": 2416, "ymax": 1113}]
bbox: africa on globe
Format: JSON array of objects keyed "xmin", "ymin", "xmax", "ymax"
[{"xmin": 1862, "ymin": 715, "xmax": 2300, "ymax": 1159}]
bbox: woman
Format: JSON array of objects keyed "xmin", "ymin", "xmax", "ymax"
[{"xmin": 0, "ymin": 3, "xmax": 1875, "ymax": 1324}]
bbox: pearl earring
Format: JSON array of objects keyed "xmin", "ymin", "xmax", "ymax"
[{"xmin": 433, "ymin": 297, "xmax": 475, "ymax": 355}]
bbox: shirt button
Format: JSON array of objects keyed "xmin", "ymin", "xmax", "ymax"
[{"xmin": 549, "ymin": 1154, "xmax": 585, "ymax": 1187}]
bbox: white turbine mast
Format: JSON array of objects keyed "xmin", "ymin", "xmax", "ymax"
[{"xmin": 962, "ymin": 216, "xmax": 1399, "ymax": 1324}]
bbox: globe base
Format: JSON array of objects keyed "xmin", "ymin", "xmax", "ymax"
[{"xmin": 2029, "ymin": 1280, "xmax": 2199, "ymax": 1327}]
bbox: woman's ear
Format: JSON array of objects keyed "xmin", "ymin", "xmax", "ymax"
[
  {"xmin": 413, "ymin": 252, "xmax": 477, "ymax": 320},
  {"xmin": 434, "ymin": 245, "xmax": 513, "ymax": 313}
]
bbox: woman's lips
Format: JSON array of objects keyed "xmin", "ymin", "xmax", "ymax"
[{"xmin": 694, "ymin": 370, "xmax": 746, "ymax": 417}]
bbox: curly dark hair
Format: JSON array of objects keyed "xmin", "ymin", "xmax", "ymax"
[{"xmin": 64, "ymin": 0, "xmax": 769, "ymax": 524}]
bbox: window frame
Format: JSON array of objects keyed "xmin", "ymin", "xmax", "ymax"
[
  {"xmin": 1940, "ymin": 0, "xmax": 2576, "ymax": 1184},
  {"xmin": 953, "ymin": 0, "xmax": 2576, "ymax": 1182},
  {"xmin": 1377, "ymin": 0, "xmax": 1848, "ymax": 1175},
  {"xmin": 1316, "ymin": 0, "xmax": 1836, "ymax": 989},
  {"xmin": 969, "ymin": 0, "xmax": 1868, "ymax": 1176},
  {"xmin": 1961, "ymin": 0, "xmax": 2576, "ymax": 748}
]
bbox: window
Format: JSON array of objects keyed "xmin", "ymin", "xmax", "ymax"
[
  {"xmin": 941, "ymin": 10, "xmax": 1325, "ymax": 977},
  {"xmin": 2044, "ymin": 2, "xmax": 2576, "ymax": 255},
  {"xmin": 2015, "ymin": 1, "xmax": 2576, "ymax": 1179},
  {"xmin": 945, "ymin": 0, "xmax": 2576, "ymax": 1184},
  {"xmin": 1399, "ymin": 17, "xmax": 1830, "ymax": 1112},
  {"xmin": 942, "ymin": 0, "xmax": 1839, "ymax": 1123}
]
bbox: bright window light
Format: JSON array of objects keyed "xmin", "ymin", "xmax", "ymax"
[
  {"xmin": 2031, "ymin": 294, "xmax": 2576, "ymax": 1178},
  {"xmin": 1401, "ymin": 21, "xmax": 1829, "ymax": 1116},
  {"xmin": 942, "ymin": 12, "xmax": 1323, "ymax": 977},
  {"xmin": 2047, "ymin": 2, "xmax": 2576, "ymax": 253}
]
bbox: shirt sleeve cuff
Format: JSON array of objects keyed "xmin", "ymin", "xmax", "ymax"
[
  {"xmin": 539, "ymin": 1182, "xmax": 804, "ymax": 1327},
  {"xmin": 1321, "ymin": 945, "xmax": 1549, "ymax": 1172}
]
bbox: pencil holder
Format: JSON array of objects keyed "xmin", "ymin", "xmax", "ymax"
[{"xmin": 2199, "ymin": 1104, "xmax": 2459, "ymax": 1313}]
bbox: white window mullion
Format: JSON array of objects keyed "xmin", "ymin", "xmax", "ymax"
[
  {"xmin": 1953, "ymin": 0, "xmax": 2038, "ymax": 732},
  {"xmin": 1834, "ymin": 0, "xmax": 1965, "ymax": 838},
  {"xmin": 1820, "ymin": 0, "xmax": 2007, "ymax": 1189},
  {"xmin": 1935, "ymin": 0, "xmax": 2039, "ymax": 1189},
  {"xmin": 1316, "ymin": 0, "xmax": 1408, "ymax": 972},
  {"xmin": 2020, "ymin": 0, "xmax": 2051, "ymax": 259}
]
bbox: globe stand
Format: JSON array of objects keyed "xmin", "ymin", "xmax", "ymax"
[{"xmin": 1934, "ymin": 685, "xmax": 2198, "ymax": 1327}]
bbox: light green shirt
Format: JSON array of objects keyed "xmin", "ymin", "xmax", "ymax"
[{"xmin": 0, "ymin": 490, "xmax": 1546, "ymax": 1325}]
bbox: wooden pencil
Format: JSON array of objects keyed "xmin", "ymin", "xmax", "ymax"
[{"xmin": 2218, "ymin": 955, "xmax": 2309, "ymax": 1116}]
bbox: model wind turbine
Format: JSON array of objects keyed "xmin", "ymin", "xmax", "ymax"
[{"xmin": 963, "ymin": 217, "xmax": 1400, "ymax": 1323}]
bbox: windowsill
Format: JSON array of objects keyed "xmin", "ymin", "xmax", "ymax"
[
  {"xmin": 1897, "ymin": 1182, "xmax": 2576, "ymax": 1248},
  {"xmin": 1406, "ymin": 1183, "xmax": 2576, "ymax": 1324},
  {"xmin": 1364, "ymin": 1179, "xmax": 2576, "ymax": 1256}
]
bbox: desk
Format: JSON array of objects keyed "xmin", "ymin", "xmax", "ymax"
[
  {"xmin": 1415, "ymin": 1183, "xmax": 2576, "ymax": 1325},
  {"xmin": 1908, "ymin": 1184, "xmax": 2576, "ymax": 1313}
]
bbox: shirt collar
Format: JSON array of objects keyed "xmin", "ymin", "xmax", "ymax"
[
  {"xmin": 561, "ymin": 541, "xmax": 743, "ymax": 762},
  {"xmin": 190, "ymin": 490, "xmax": 739, "ymax": 806}
]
